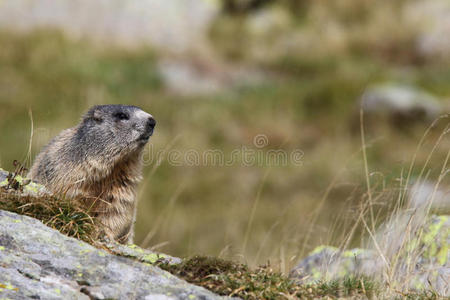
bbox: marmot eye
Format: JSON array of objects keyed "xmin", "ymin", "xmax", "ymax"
[{"xmin": 114, "ymin": 112, "xmax": 129, "ymax": 121}]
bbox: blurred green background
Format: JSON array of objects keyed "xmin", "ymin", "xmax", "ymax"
[{"xmin": 1, "ymin": 0, "xmax": 450, "ymax": 271}]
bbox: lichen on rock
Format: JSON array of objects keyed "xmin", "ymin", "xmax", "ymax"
[
  {"xmin": 0, "ymin": 210, "xmax": 231, "ymax": 299},
  {"xmin": 105, "ymin": 242, "xmax": 182, "ymax": 265},
  {"xmin": 290, "ymin": 215, "xmax": 450, "ymax": 296},
  {"xmin": 0, "ymin": 168, "xmax": 48, "ymax": 195}
]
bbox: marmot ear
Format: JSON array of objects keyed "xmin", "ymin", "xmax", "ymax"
[{"xmin": 92, "ymin": 109, "xmax": 103, "ymax": 123}]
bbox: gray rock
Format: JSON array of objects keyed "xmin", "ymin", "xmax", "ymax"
[
  {"xmin": 242, "ymin": 6, "xmax": 293, "ymax": 62},
  {"xmin": 157, "ymin": 59, "xmax": 226, "ymax": 95},
  {"xmin": 360, "ymin": 84, "xmax": 442, "ymax": 122},
  {"xmin": 375, "ymin": 215, "xmax": 449, "ymax": 296},
  {"xmin": 290, "ymin": 247, "xmax": 381, "ymax": 282},
  {"xmin": 404, "ymin": 0, "xmax": 450, "ymax": 61},
  {"xmin": 105, "ymin": 241, "xmax": 182, "ymax": 266},
  {"xmin": 408, "ymin": 180, "xmax": 450, "ymax": 211},
  {"xmin": 157, "ymin": 59, "xmax": 266, "ymax": 95},
  {"xmin": 290, "ymin": 215, "xmax": 449, "ymax": 296},
  {"xmin": 0, "ymin": 210, "xmax": 231, "ymax": 299}
]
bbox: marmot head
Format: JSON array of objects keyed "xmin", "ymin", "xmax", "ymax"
[{"xmin": 75, "ymin": 104, "xmax": 156, "ymax": 159}]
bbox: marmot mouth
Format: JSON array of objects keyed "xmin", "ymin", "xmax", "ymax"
[{"xmin": 137, "ymin": 132, "xmax": 153, "ymax": 143}]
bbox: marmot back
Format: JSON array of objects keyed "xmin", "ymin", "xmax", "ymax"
[{"xmin": 29, "ymin": 104, "xmax": 156, "ymax": 244}]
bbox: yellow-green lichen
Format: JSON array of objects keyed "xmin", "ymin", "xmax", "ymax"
[
  {"xmin": 23, "ymin": 182, "xmax": 45, "ymax": 193},
  {"xmin": 436, "ymin": 242, "xmax": 448, "ymax": 265},
  {"xmin": 0, "ymin": 246, "xmax": 4, "ymax": 251},
  {"xmin": 0, "ymin": 283, "xmax": 18, "ymax": 292},
  {"xmin": 80, "ymin": 249, "xmax": 92, "ymax": 255},
  {"xmin": 0, "ymin": 171, "xmax": 46, "ymax": 194},
  {"xmin": 423, "ymin": 216, "xmax": 446, "ymax": 246},
  {"xmin": 13, "ymin": 175, "xmax": 23, "ymax": 184},
  {"xmin": 142, "ymin": 253, "xmax": 160, "ymax": 264},
  {"xmin": 412, "ymin": 215, "xmax": 449, "ymax": 263},
  {"xmin": 311, "ymin": 267, "xmax": 322, "ymax": 280},
  {"xmin": 127, "ymin": 244, "xmax": 144, "ymax": 253},
  {"xmin": 310, "ymin": 245, "xmax": 337, "ymax": 255},
  {"xmin": 406, "ymin": 237, "xmax": 419, "ymax": 253}
]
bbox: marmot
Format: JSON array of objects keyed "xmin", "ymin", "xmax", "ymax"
[{"xmin": 28, "ymin": 104, "xmax": 156, "ymax": 244}]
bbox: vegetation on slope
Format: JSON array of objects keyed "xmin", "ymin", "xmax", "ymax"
[
  {"xmin": 0, "ymin": 175, "xmax": 442, "ymax": 299},
  {"xmin": 157, "ymin": 255, "xmax": 380, "ymax": 299}
]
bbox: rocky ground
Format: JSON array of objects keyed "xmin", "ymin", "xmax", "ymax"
[
  {"xmin": 0, "ymin": 170, "xmax": 448, "ymax": 299},
  {"xmin": 0, "ymin": 210, "xmax": 231, "ymax": 300}
]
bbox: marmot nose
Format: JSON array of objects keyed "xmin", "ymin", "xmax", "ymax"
[{"xmin": 147, "ymin": 117, "xmax": 156, "ymax": 131}]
